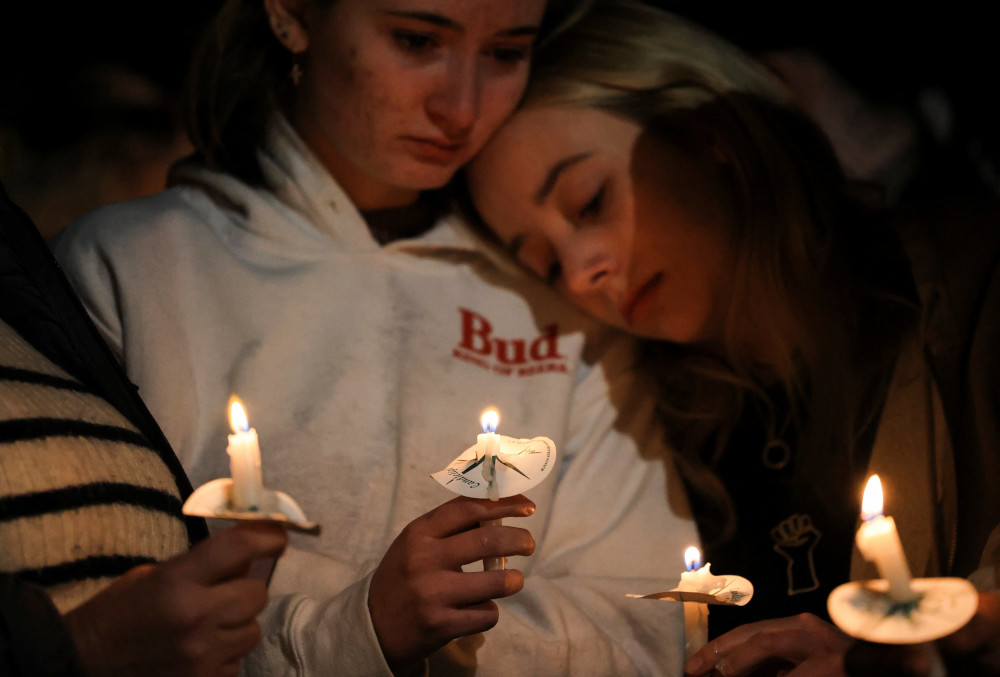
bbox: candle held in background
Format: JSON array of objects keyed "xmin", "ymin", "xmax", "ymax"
[
  {"xmin": 677, "ymin": 546, "xmax": 710, "ymax": 656},
  {"xmin": 227, "ymin": 397, "xmax": 264, "ymax": 511},
  {"xmin": 855, "ymin": 475, "xmax": 916, "ymax": 602}
]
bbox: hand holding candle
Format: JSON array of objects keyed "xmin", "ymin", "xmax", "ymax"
[
  {"xmin": 367, "ymin": 494, "xmax": 537, "ymax": 671},
  {"xmin": 379, "ymin": 404, "xmax": 545, "ymax": 669}
]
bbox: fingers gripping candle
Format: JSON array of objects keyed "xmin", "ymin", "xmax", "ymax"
[
  {"xmin": 227, "ymin": 397, "xmax": 264, "ymax": 511},
  {"xmin": 855, "ymin": 475, "xmax": 916, "ymax": 602}
]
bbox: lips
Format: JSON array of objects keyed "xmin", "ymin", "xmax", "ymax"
[
  {"xmin": 402, "ymin": 136, "xmax": 466, "ymax": 164},
  {"xmin": 619, "ymin": 272, "xmax": 663, "ymax": 326}
]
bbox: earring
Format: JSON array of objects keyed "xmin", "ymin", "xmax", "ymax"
[{"xmin": 289, "ymin": 49, "xmax": 307, "ymax": 86}]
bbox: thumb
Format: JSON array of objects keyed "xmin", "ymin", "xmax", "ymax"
[{"xmin": 168, "ymin": 521, "xmax": 288, "ymax": 585}]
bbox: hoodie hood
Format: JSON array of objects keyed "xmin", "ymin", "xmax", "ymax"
[{"xmin": 171, "ymin": 114, "xmax": 487, "ymax": 263}]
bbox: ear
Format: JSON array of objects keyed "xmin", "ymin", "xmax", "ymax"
[{"xmin": 264, "ymin": 0, "xmax": 309, "ymax": 54}]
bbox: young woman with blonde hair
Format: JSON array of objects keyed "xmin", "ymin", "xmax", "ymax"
[{"xmin": 466, "ymin": 2, "xmax": 1000, "ymax": 674}]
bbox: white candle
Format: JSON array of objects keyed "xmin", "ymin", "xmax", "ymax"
[
  {"xmin": 676, "ymin": 546, "xmax": 711, "ymax": 657},
  {"xmin": 478, "ymin": 408, "xmax": 501, "ymax": 502},
  {"xmin": 855, "ymin": 475, "xmax": 916, "ymax": 602},
  {"xmin": 227, "ymin": 398, "xmax": 264, "ymax": 511},
  {"xmin": 478, "ymin": 408, "xmax": 504, "ymax": 571}
]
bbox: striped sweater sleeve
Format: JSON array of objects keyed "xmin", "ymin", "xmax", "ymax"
[{"xmin": 0, "ymin": 319, "xmax": 190, "ymax": 613}]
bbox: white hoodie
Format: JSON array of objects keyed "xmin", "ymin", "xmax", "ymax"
[{"xmin": 52, "ymin": 116, "xmax": 697, "ymax": 676}]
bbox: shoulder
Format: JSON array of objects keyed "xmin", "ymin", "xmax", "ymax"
[{"xmin": 53, "ymin": 187, "xmax": 209, "ymax": 260}]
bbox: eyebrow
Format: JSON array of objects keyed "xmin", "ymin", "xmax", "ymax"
[
  {"xmin": 383, "ymin": 11, "xmax": 540, "ymax": 37},
  {"xmin": 534, "ymin": 152, "xmax": 592, "ymax": 206}
]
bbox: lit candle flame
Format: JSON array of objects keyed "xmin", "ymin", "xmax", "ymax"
[
  {"xmin": 229, "ymin": 397, "xmax": 250, "ymax": 434},
  {"xmin": 860, "ymin": 474, "xmax": 884, "ymax": 522},
  {"xmin": 481, "ymin": 408, "xmax": 499, "ymax": 434},
  {"xmin": 684, "ymin": 546, "xmax": 702, "ymax": 571}
]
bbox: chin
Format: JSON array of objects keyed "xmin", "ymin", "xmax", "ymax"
[
  {"xmin": 636, "ymin": 317, "xmax": 710, "ymax": 344},
  {"xmin": 394, "ymin": 159, "xmax": 465, "ymax": 191}
]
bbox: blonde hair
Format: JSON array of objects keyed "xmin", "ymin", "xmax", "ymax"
[{"xmin": 517, "ymin": 0, "xmax": 915, "ymax": 541}]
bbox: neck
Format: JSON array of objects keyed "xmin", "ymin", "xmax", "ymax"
[
  {"xmin": 342, "ymin": 179, "xmax": 421, "ymax": 212},
  {"xmin": 362, "ymin": 191, "xmax": 447, "ymax": 245}
]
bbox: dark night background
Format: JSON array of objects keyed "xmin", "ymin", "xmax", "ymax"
[{"xmin": 1, "ymin": 2, "xmax": 997, "ymax": 236}]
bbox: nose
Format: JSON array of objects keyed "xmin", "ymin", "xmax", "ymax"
[
  {"xmin": 561, "ymin": 241, "xmax": 620, "ymax": 298},
  {"xmin": 427, "ymin": 56, "xmax": 480, "ymax": 141}
]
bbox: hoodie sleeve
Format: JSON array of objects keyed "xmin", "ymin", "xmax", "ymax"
[{"xmin": 241, "ymin": 573, "xmax": 399, "ymax": 677}]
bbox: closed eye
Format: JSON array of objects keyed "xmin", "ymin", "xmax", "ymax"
[
  {"xmin": 394, "ymin": 31, "xmax": 438, "ymax": 52},
  {"xmin": 580, "ymin": 184, "xmax": 606, "ymax": 220},
  {"xmin": 490, "ymin": 46, "xmax": 530, "ymax": 64},
  {"xmin": 507, "ymin": 234, "xmax": 560, "ymax": 286},
  {"xmin": 544, "ymin": 261, "xmax": 563, "ymax": 286}
]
